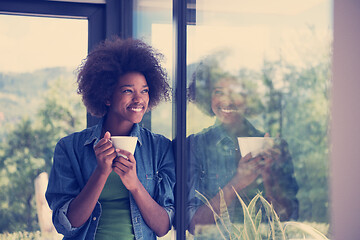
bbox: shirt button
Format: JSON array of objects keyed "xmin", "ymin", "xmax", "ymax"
[{"xmin": 93, "ymin": 217, "xmax": 97, "ymax": 221}]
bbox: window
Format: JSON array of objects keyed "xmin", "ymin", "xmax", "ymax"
[
  {"xmin": 186, "ymin": 1, "xmax": 332, "ymax": 239},
  {"xmin": 0, "ymin": 1, "xmax": 104, "ymax": 237},
  {"xmin": 3, "ymin": 1, "xmax": 360, "ymax": 239},
  {"xmin": 0, "ymin": 14, "xmax": 87, "ymax": 236},
  {"xmin": 133, "ymin": 0, "xmax": 173, "ymax": 139}
]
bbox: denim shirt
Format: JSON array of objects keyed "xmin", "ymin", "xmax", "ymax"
[
  {"xmin": 45, "ymin": 119, "xmax": 176, "ymax": 240},
  {"xmin": 186, "ymin": 119, "xmax": 299, "ymax": 226}
]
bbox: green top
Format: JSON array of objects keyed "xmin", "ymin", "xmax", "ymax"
[{"xmin": 95, "ymin": 171, "xmax": 134, "ymax": 240}]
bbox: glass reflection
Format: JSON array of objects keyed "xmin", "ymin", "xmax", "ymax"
[
  {"xmin": 186, "ymin": 56, "xmax": 298, "ymax": 237},
  {"xmin": 186, "ymin": 1, "xmax": 332, "ymax": 238}
]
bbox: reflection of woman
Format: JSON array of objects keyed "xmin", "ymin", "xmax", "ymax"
[
  {"xmin": 187, "ymin": 60, "xmax": 299, "ymax": 234},
  {"xmin": 45, "ymin": 37, "xmax": 175, "ymax": 239}
]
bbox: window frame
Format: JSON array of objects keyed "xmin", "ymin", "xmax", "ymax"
[
  {"xmin": 331, "ymin": 0, "xmax": 360, "ymax": 238},
  {"xmin": 0, "ymin": 0, "xmax": 107, "ymax": 127},
  {"xmin": 2, "ymin": 0, "xmax": 360, "ymax": 239},
  {"xmin": 0, "ymin": 0, "xmax": 106, "ymax": 52},
  {"xmin": 173, "ymin": 0, "xmax": 187, "ymax": 238}
]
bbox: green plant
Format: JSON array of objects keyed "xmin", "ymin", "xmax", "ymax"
[{"xmin": 195, "ymin": 188, "xmax": 329, "ymax": 240}]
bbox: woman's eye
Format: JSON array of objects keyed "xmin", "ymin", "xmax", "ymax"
[
  {"xmin": 123, "ymin": 89, "xmax": 133, "ymax": 93},
  {"xmin": 213, "ymin": 90, "xmax": 223, "ymax": 96},
  {"xmin": 142, "ymin": 89, "xmax": 149, "ymax": 93}
]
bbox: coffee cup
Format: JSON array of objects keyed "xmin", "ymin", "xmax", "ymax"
[
  {"xmin": 237, "ymin": 137, "xmax": 274, "ymax": 157},
  {"xmin": 110, "ymin": 136, "xmax": 138, "ymax": 158}
]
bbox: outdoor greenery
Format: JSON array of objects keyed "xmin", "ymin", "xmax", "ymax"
[
  {"xmin": 260, "ymin": 57, "xmax": 331, "ymax": 222},
  {"xmin": 193, "ymin": 189, "xmax": 329, "ymax": 240},
  {"xmin": 0, "ymin": 68, "xmax": 86, "ymax": 233}
]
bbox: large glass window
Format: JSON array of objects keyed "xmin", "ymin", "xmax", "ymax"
[
  {"xmin": 0, "ymin": 1, "xmax": 338, "ymax": 239},
  {"xmin": 133, "ymin": 1, "xmax": 174, "ymax": 239},
  {"xmin": 0, "ymin": 14, "xmax": 87, "ymax": 238},
  {"xmin": 133, "ymin": 0, "xmax": 173, "ymax": 140},
  {"xmin": 186, "ymin": 0, "xmax": 332, "ymax": 239}
]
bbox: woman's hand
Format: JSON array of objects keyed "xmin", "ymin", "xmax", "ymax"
[
  {"xmin": 112, "ymin": 149, "xmax": 141, "ymax": 191},
  {"xmin": 93, "ymin": 131, "xmax": 116, "ymax": 176},
  {"xmin": 68, "ymin": 131, "xmax": 116, "ymax": 228},
  {"xmin": 258, "ymin": 134, "xmax": 296, "ymax": 220},
  {"xmin": 259, "ymin": 133, "xmax": 282, "ymax": 179},
  {"xmin": 232, "ymin": 153, "xmax": 263, "ymax": 191},
  {"xmin": 112, "ymin": 149, "xmax": 170, "ymax": 236}
]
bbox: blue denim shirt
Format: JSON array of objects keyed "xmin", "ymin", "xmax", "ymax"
[
  {"xmin": 45, "ymin": 119, "xmax": 175, "ymax": 240},
  {"xmin": 186, "ymin": 119, "xmax": 298, "ymax": 226}
]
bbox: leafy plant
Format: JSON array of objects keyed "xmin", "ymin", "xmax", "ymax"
[{"xmin": 195, "ymin": 188, "xmax": 329, "ymax": 240}]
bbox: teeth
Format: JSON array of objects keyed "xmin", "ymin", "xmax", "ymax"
[
  {"xmin": 130, "ymin": 107, "xmax": 143, "ymax": 112},
  {"xmin": 221, "ymin": 108, "xmax": 238, "ymax": 113}
]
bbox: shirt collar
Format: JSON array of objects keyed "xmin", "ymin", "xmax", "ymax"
[
  {"xmin": 212, "ymin": 123, "xmax": 233, "ymax": 147},
  {"xmin": 212, "ymin": 118, "xmax": 263, "ymax": 147},
  {"xmin": 84, "ymin": 118, "xmax": 103, "ymax": 146},
  {"xmin": 128, "ymin": 123, "xmax": 143, "ymax": 146},
  {"xmin": 84, "ymin": 117, "xmax": 142, "ymax": 147}
]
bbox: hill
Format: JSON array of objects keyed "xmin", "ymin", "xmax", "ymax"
[{"xmin": 0, "ymin": 67, "xmax": 78, "ymax": 138}]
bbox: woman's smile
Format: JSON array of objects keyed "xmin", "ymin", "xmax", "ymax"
[
  {"xmin": 107, "ymin": 72, "xmax": 150, "ymax": 125},
  {"xmin": 128, "ymin": 104, "xmax": 145, "ymax": 113},
  {"xmin": 219, "ymin": 106, "xmax": 241, "ymax": 114}
]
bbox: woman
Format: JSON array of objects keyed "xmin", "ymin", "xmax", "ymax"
[
  {"xmin": 186, "ymin": 57, "xmax": 299, "ymax": 234},
  {"xmin": 45, "ymin": 37, "xmax": 175, "ymax": 240}
]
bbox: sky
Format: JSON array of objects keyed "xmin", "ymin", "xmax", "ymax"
[
  {"xmin": 0, "ymin": 14, "xmax": 88, "ymax": 73},
  {"xmin": 152, "ymin": 0, "xmax": 332, "ymax": 73},
  {"xmin": 0, "ymin": 0, "xmax": 331, "ymax": 74}
]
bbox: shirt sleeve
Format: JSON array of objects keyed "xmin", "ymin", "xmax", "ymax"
[
  {"xmin": 153, "ymin": 137, "xmax": 176, "ymax": 227},
  {"xmin": 185, "ymin": 134, "xmax": 204, "ymax": 228},
  {"xmin": 57, "ymin": 199, "xmax": 79, "ymax": 231},
  {"xmin": 45, "ymin": 138, "xmax": 90, "ymax": 237},
  {"xmin": 265, "ymin": 138, "xmax": 299, "ymax": 220}
]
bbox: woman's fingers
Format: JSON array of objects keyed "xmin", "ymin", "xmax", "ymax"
[
  {"xmin": 104, "ymin": 131, "xmax": 111, "ymax": 140},
  {"xmin": 94, "ymin": 138, "xmax": 113, "ymax": 152},
  {"xmin": 240, "ymin": 152, "xmax": 253, "ymax": 163},
  {"xmin": 113, "ymin": 154, "xmax": 136, "ymax": 172},
  {"xmin": 115, "ymin": 149, "xmax": 135, "ymax": 162}
]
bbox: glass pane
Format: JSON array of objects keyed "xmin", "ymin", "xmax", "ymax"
[
  {"xmin": 0, "ymin": 14, "xmax": 87, "ymax": 238},
  {"xmin": 133, "ymin": 1, "xmax": 174, "ymax": 239},
  {"xmin": 133, "ymin": 0, "xmax": 173, "ymax": 140},
  {"xmin": 186, "ymin": 1, "xmax": 332, "ymax": 239}
]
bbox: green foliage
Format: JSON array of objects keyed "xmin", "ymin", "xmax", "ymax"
[
  {"xmin": 260, "ymin": 58, "xmax": 331, "ymax": 222},
  {"xmin": 0, "ymin": 69, "xmax": 85, "ymax": 233},
  {"xmin": 0, "ymin": 67, "xmax": 76, "ymax": 140},
  {"xmin": 195, "ymin": 189, "xmax": 329, "ymax": 240}
]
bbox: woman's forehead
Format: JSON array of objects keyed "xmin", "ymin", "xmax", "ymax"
[{"xmin": 213, "ymin": 78, "xmax": 243, "ymax": 89}]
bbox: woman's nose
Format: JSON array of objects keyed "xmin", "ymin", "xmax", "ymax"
[{"xmin": 133, "ymin": 92, "xmax": 143, "ymax": 102}]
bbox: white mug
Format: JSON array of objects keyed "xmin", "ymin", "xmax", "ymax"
[{"xmin": 110, "ymin": 136, "xmax": 138, "ymax": 158}]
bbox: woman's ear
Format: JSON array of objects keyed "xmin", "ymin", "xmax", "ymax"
[{"xmin": 105, "ymin": 99, "xmax": 111, "ymax": 106}]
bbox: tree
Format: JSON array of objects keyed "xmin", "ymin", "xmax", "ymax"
[
  {"xmin": 260, "ymin": 56, "xmax": 331, "ymax": 222},
  {"xmin": 0, "ymin": 76, "xmax": 85, "ymax": 232}
]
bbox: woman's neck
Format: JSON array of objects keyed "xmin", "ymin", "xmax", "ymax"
[
  {"xmin": 102, "ymin": 115, "xmax": 134, "ymax": 137},
  {"xmin": 222, "ymin": 118, "xmax": 248, "ymax": 138}
]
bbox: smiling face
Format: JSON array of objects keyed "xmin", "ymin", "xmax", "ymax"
[
  {"xmin": 211, "ymin": 77, "xmax": 247, "ymax": 126},
  {"xmin": 107, "ymin": 72, "xmax": 149, "ymax": 126}
]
